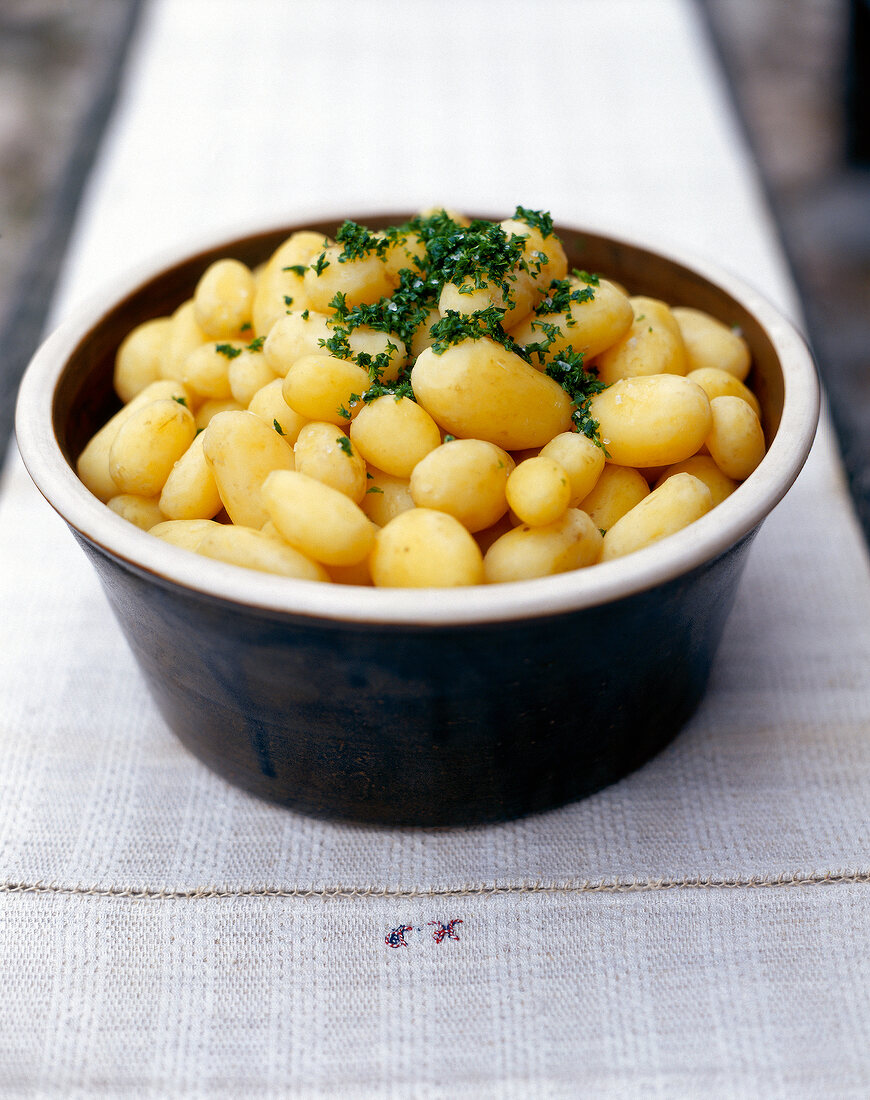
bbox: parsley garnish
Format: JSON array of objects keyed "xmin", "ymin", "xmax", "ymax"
[
  {"xmin": 573, "ymin": 269, "xmax": 600, "ymax": 286},
  {"xmin": 544, "ymin": 347, "xmax": 607, "ymax": 449},
  {"xmin": 273, "ymin": 419, "xmax": 285, "ymax": 436},
  {"xmin": 301, "ymin": 309, "xmax": 310, "ymax": 320},
  {"xmin": 240, "ymin": 321, "xmax": 252, "ymax": 332},
  {"xmin": 443, "ymin": 434, "xmax": 456, "ymax": 443},
  {"xmin": 366, "ymin": 486, "xmax": 384, "ymax": 494},
  {"xmin": 336, "ymin": 436, "xmax": 353, "ymax": 457},
  {"xmin": 514, "ymin": 205, "xmax": 554, "ymax": 238},
  {"xmin": 172, "ymin": 395, "xmax": 188, "ymax": 408},
  {"xmin": 310, "ymin": 253, "xmax": 330, "ymax": 277},
  {"xmin": 283, "ymin": 264, "xmax": 308, "ymax": 276},
  {"xmin": 246, "ymin": 336, "xmax": 265, "ymax": 352},
  {"xmin": 283, "ymin": 295, "xmax": 294, "ymax": 308},
  {"xmin": 334, "ymin": 220, "xmax": 389, "ymax": 262},
  {"xmin": 215, "ymin": 343, "xmax": 242, "ymax": 359}
]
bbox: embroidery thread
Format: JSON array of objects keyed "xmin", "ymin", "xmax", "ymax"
[{"xmin": 385, "ymin": 919, "xmax": 463, "ymax": 947}]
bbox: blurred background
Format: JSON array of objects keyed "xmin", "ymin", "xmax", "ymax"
[{"xmin": 1, "ymin": 0, "xmax": 868, "ymax": 541}]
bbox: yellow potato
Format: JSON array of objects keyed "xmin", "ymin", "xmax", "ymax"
[
  {"xmin": 109, "ymin": 397, "xmax": 197, "ymax": 497},
  {"xmin": 159, "ymin": 431, "xmax": 223, "ymax": 520},
  {"xmin": 594, "ymin": 297, "xmax": 687, "ymax": 385},
  {"xmin": 326, "ymin": 557, "xmax": 374, "ymax": 586},
  {"xmin": 196, "ymin": 524, "xmax": 328, "ymax": 580},
  {"xmin": 511, "ymin": 276, "xmax": 634, "ymax": 365},
  {"xmin": 77, "ymin": 380, "xmax": 192, "ymax": 502},
  {"xmin": 106, "ymin": 493, "xmax": 165, "ymax": 530},
  {"xmin": 282, "ymin": 354, "xmax": 371, "ymax": 424},
  {"xmin": 349, "ymin": 395, "xmax": 442, "ymax": 478},
  {"xmin": 247, "ymin": 377, "xmax": 309, "ymax": 443},
  {"xmin": 672, "ymin": 306, "xmax": 751, "ymax": 381},
  {"xmin": 262, "ymin": 469, "xmax": 374, "ymax": 566},
  {"xmin": 577, "ymin": 465, "xmax": 650, "ymax": 532},
  {"xmin": 600, "ymin": 472, "xmax": 713, "ymax": 561},
  {"xmin": 163, "ymin": 300, "xmax": 209, "ymax": 380},
  {"xmin": 202, "ymin": 410, "xmax": 296, "ymax": 528},
  {"xmin": 293, "ymin": 422, "xmax": 367, "ymax": 502},
  {"xmin": 113, "ymin": 316, "xmax": 171, "ymax": 403},
  {"xmin": 589, "ymin": 374, "xmax": 712, "ymax": 467},
  {"xmin": 361, "ymin": 468, "xmax": 415, "ymax": 526},
  {"xmin": 411, "ymin": 338, "xmax": 573, "ymax": 449},
  {"xmin": 370, "ymin": 508, "xmax": 484, "ymax": 587},
  {"xmin": 505, "ymin": 456, "xmax": 571, "ymax": 527},
  {"xmin": 251, "ymin": 230, "xmax": 326, "ymax": 335},
  {"xmin": 227, "ymin": 346, "xmax": 276, "ymax": 406},
  {"xmin": 653, "ymin": 454, "xmax": 738, "ymax": 506},
  {"xmin": 193, "ymin": 258, "xmax": 255, "ymax": 338},
  {"xmin": 706, "ymin": 396, "xmax": 766, "ymax": 481},
  {"xmin": 409, "ymin": 438, "xmax": 514, "ymax": 532},
  {"xmin": 539, "ymin": 432, "xmax": 605, "ymax": 507},
  {"xmin": 483, "ymin": 508, "xmax": 602, "ymax": 583},
  {"xmin": 181, "ymin": 342, "xmax": 235, "ymax": 400},
  {"xmin": 379, "ymin": 229, "xmax": 426, "ymax": 280},
  {"xmin": 686, "ymin": 366, "xmax": 761, "ymax": 420},
  {"xmin": 194, "ymin": 397, "xmax": 244, "ymax": 430},
  {"xmin": 304, "ymin": 246, "xmax": 396, "ymax": 311},
  {"xmin": 150, "ymin": 518, "xmax": 222, "ymax": 550}
]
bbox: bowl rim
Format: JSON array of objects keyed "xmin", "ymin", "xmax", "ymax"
[{"xmin": 15, "ymin": 215, "xmax": 820, "ymax": 627}]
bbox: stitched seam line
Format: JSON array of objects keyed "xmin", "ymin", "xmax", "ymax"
[{"xmin": 1, "ymin": 869, "xmax": 869, "ymax": 901}]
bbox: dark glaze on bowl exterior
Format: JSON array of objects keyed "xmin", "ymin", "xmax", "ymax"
[{"xmin": 17, "ymin": 215, "xmax": 819, "ymax": 825}]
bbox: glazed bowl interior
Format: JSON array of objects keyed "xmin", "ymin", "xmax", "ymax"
[{"xmin": 22, "ymin": 214, "xmax": 818, "ymax": 629}]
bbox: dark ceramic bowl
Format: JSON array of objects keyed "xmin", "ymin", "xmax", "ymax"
[{"xmin": 16, "ymin": 215, "xmax": 819, "ymax": 825}]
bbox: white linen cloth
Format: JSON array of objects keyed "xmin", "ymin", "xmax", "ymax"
[{"xmin": 2, "ymin": 1, "xmax": 869, "ymax": 1095}]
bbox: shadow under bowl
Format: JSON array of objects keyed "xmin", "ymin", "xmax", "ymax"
[{"xmin": 15, "ymin": 215, "xmax": 819, "ymax": 825}]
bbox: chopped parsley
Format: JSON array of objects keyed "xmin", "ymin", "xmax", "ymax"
[
  {"xmin": 336, "ymin": 436, "xmax": 353, "ymax": 457},
  {"xmin": 246, "ymin": 336, "xmax": 265, "ymax": 352},
  {"xmin": 172, "ymin": 395, "xmax": 188, "ymax": 408},
  {"xmin": 366, "ymin": 486, "xmax": 384, "ymax": 494},
  {"xmin": 573, "ymin": 269, "xmax": 600, "ymax": 286},
  {"xmin": 310, "ymin": 253, "xmax": 330, "ymax": 277},
  {"xmin": 513, "ymin": 205, "xmax": 554, "ymax": 238},
  {"xmin": 334, "ymin": 220, "xmax": 389, "ymax": 262},
  {"xmin": 273, "ymin": 419, "xmax": 285, "ymax": 436},
  {"xmin": 240, "ymin": 321, "xmax": 252, "ymax": 332},
  {"xmin": 283, "ymin": 295, "xmax": 294, "ymax": 308},
  {"xmin": 544, "ymin": 347, "xmax": 607, "ymax": 449},
  {"xmin": 283, "ymin": 264, "xmax": 308, "ymax": 276},
  {"xmin": 215, "ymin": 343, "xmax": 242, "ymax": 359}
]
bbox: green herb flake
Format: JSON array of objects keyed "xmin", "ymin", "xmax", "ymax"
[
  {"xmin": 311, "ymin": 253, "xmax": 330, "ymax": 277},
  {"xmin": 366, "ymin": 486, "xmax": 384, "ymax": 494},
  {"xmin": 544, "ymin": 346, "xmax": 607, "ymax": 449},
  {"xmin": 283, "ymin": 295, "xmax": 294, "ymax": 308},
  {"xmin": 573, "ymin": 269, "xmax": 601, "ymax": 286},
  {"xmin": 273, "ymin": 419, "xmax": 286, "ymax": 436},
  {"xmin": 513, "ymin": 205, "xmax": 555, "ymax": 237},
  {"xmin": 215, "ymin": 343, "xmax": 242, "ymax": 359},
  {"xmin": 301, "ymin": 309, "xmax": 310, "ymax": 320},
  {"xmin": 172, "ymin": 395, "xmax": 188, "ymax": 408},
  {"xmin": 443, "ymin": 434, "xmax": 456, "ymax": 443},
  {"xmin": 240, "ymin": 321, "xmax": 252, "ymax": 332},
  {"xmin": 336, "ymin": 436, "xmax": 353, "ymax": 457},
  {"xmin": 283, "ymin": 264, "xmax": 308, "ymax": 276},
  {"xmin": 247, "ymin": 336, "xmax": 265, "ymax": 352}
]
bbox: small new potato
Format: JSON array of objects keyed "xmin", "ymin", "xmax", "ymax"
[
  {"xmin": 539, "ymin": 431, "xmax": 605, "ymax": 507},
  {"xmin": 109, "ymin": 397, "xmax": 197, "ymax": 497},
  {"xmin": 361, "ymin": 469, "xmax": 415, "ymax": 526},
  {"xmin": 505, "ymin": 456, "xmax": 571, "ymax": 527},
  {"xmin": 686, "ymin": 366, "xmax": 761, "ymax": 420},
  {"xmin": 247, "ymin": 377, "xmax": 308, "ymax": 443},
  {"xmin": 350, "ymin": 395, "xmax": 442, "ymax": 478},
  {"xmin": 193, "ymin": 258, "xmax": 255, "ymax": 338},
  {"xmin": 282, "ymin": 354, "xmax": 371, "ymax": 424},
  {"xmin": 293, "ymin": 422, "xmax": 367, "ymax": 502},
  {"xmin": 589, "ymin": 374, "xmax": 712, "ymax": 468},
  {"xmin": 262, "ymin": 469, "xmax": 374, "ymax": 566},
  {"xmin": 511, "ymin": 276, "xmax": 634, "ymax": 364},
  {"xmin": 370, "ymin": 508, "xmax": 484, "ymax": 587},
  {"xmin": 202, "ymin": 409, "xmax": 296, "ymax": 528},
  {"xmin": 159, "ymin": 431, "xmax": 223, "ymax": 520},
  {"xmin": 113, "ymin": 317, "xmax": 171, "ymax": 402},
  {"xmin": 196, "ymin": 524, "xmax": 329, "ymax": 581},
  {"xmin": 412, "ymin": 338, "xmax": 573, "ymax": 449},
  {"xmin": 600, "ymin": 473, "xmax": 713, "ymax": 561},
  {"xmin": 483, "ymin": 508, "xmax": 603, "ymax": 583},
  {"xmin": 409, "ymin": 439, "xmax": 514, "ymax": 532},
  {"xmin": 653, "ymin": 454, "xmax": 738, "ymax": 506},
  {"xmin": 577, "ymin": 465, "xmax": 650, "ymax": 531},
  {"xmin": 705, "ymin": 396, "xmax": 766, "ymax": 481},
  {"xmin": 594, "ymin": 297, "xmax": 687, "ymax": 386},
  {"xmin": 106, "ymin": 494, "xmax": 165, "ymax": 530},
  {"xmin": 672, "ymin": 306, "xmax": 751, "ymax": 380}
]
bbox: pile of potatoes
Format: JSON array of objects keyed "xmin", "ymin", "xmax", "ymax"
[{"xmin": 76, "ymin": 212, "xmax": 765, "ymax": 587}]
